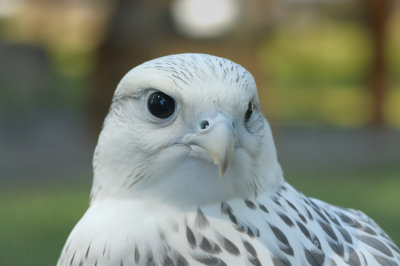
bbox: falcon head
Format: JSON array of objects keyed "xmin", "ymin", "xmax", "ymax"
[{"xmin": 91, "ymin": 54, "xmax": 283, "ymax": 206}]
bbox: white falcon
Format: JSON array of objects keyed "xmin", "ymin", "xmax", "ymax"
[{"xmin": 58, "ymin": 54, "xmax": 400, "ymax": 266}]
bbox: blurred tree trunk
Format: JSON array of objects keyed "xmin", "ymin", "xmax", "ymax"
[
  {"xmin": 88, "ymin": 0, "xmax": 264, "ymax": 134},
  {"xmin": 365, "ymin": 0, "xmax": 390, "ymax": 126}
]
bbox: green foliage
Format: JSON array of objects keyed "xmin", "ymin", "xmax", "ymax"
[
  {"xmin": 387, "ymin": 12, "xmax": 400, "ymax": 82},
  {"xmin": 259, "ymin": 19, "xmax": 400, "ymax": 127},
  {"xmin": 261, "ymin": 21, "xmax": 371, "ymax": 87},
  {"xmin": 261, "ymin": 85, "xmax": 372, "ymax": 127},
  {"xmin": 48, "ymin": 47, "xmax": 96, "ymax": 79}
]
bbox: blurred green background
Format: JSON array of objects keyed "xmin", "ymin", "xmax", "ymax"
[{"xmin": 0, "ymin": 0, "xmax": 399, "ymax": 265}]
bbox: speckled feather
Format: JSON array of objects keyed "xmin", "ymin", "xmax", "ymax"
[{"xmin": 57, "ymin": 54, "xmax": 400, "ymax": 266}]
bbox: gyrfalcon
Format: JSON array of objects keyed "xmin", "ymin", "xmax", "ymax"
[{"xmin": 58, "ymin": 53, "xmax": 400, "ymax": 266}]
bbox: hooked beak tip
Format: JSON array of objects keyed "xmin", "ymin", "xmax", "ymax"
[
  {"xmin": 219, "ymin": 163, "xmax": 228, "ymax": 177},
  {"xmin": 210, "ymin": 145, "xmax": 234, "ymax": 178},
  {"xmin": 182, "ymin": 114, "xmax": 235, "ymax": 177}
]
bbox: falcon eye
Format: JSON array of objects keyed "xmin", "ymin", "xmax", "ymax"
[
  {"xmin": 245, "ymin": 102, "xmax": 254, "ymax": 122},
  {"xmin": 147, "ymin": 91, "xmax": 176, "ymax": 119}
]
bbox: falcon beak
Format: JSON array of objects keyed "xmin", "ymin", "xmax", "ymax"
[{"xmin": 184, "ymin": 113, "xmax": 235, "ymax": 177}]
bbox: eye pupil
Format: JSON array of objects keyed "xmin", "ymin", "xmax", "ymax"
[
  {"xmin": 147, "ymin": 92, "xmax": 176, "ymax": 119},
  {"xmin": 245, "ymin": 102, "xmax": 254, "ymax": 122}
]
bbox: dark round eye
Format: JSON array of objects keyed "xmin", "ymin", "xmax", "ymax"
[
  {"xmin": 147, "ymin": 91, "xmax": 176, "ymax": 119},
  {"xmin": 245, "ymin": 102, "xmax": 254, "ymax": 122}
]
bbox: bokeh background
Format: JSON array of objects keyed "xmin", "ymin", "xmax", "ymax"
[{"xmin": 0, "ymin": 0, "xmax": 399, "ymax": 265}]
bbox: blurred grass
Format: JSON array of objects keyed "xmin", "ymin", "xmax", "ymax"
[
  {"xmin": 0, "ymin": 184, "xmax": 90, "ymax": 266},
  {"xmin": 0, "ymin": 167, "xmax": 399, "ymax": 266}
]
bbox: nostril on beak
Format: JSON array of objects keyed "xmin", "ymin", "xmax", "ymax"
[
  {"xmin": 200, "ymin": 120, "xmax": 210, "ymax": 130},
  {"xmin": 231, "ymin": 121, "xmax": 235, "ymax": 130}
]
